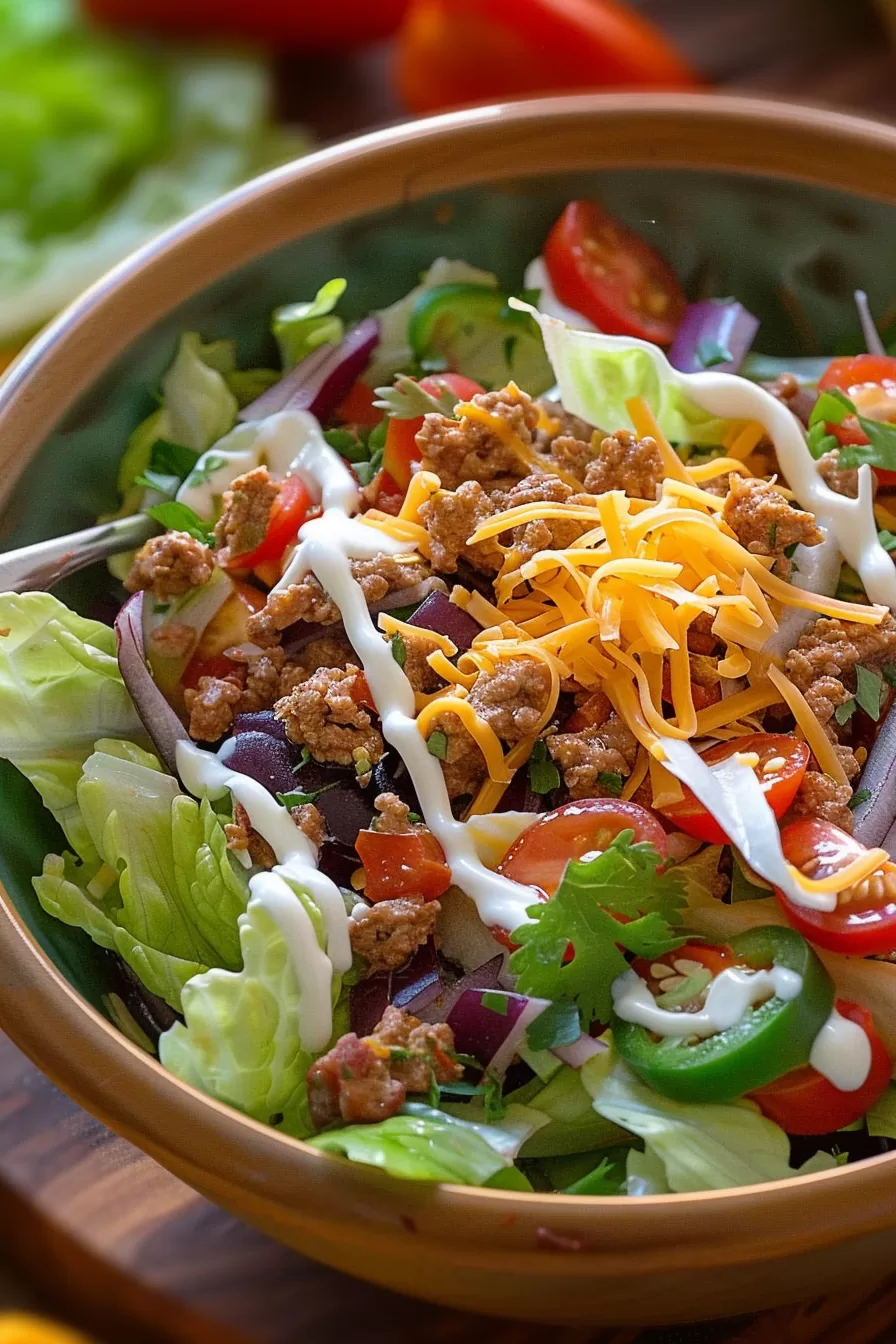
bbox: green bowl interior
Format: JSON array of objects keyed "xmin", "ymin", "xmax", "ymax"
[{"xmin": 3, "ymin": 164, "xmax": 896, "ymax": 1013}]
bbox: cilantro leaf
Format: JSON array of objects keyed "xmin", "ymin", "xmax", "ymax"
[
  {"xmin": 135, "ymin": 468, "xmax": 180, "ymax": 498},
  {"xmin": 390, "ymin": 633, "xmax": 407, "ymax": 669},
  {"xmin": 145, "ymin": 501, "xmax": 215, "ymax": 545},
  {"xmin": 855, "ymin": 665, "xmax": 884, "ymax": 721},
  {"xmin": 508, "ymin": 834, "xmax": 687, "ymax": 1025},
  {"xmin": 526, "ymin": 1001, "xmax": 581, "ymax": 1052},
  {"xmin": 276, "ymin": 783, "xmax": 336, "ymax": 808},
  {"xmin": 480, "ymin": 991, "xmax": 509, "ymax": 1015},
  {"xmin": 184, "ymin": 454, "xmax": 228, "ymax": 489},
  {"xmin": 810, "ymin": 385, "xmax": 896, "ymax": 471},
  {"xmin": 374, "ymin": 374, "xmax": 460, "ymax": 421},
  {"xmin": 528, "ymin": 740, "xmax": 560, "ymax": 795},
  {"xmin": 879, "ymin": 530, "xmax": 896, "ymax": 552},
  {"xmin": 427, "ymin": 730, "xmax": 448, "ymax": 760},
  {"xmin": 597, "ymin": 771, "xmax": 624, "ymax": 798},
  {"xmin": 848, "ymin": 787, "xmax": 872, "ymax": 811},
  {"xmin": 806, "ymin": 421, "xmax": 840, "ymax": 460},
  {"xmin": 834, "ymin": 698, "xmax": 856, "ymax": 725},
  {"xmin": 151, "ymin": 439, "xmax": 200, "ymax": 480}
]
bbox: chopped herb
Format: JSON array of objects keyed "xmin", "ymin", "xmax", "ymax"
[
  {"xmin": 503, "ymin": 334, "xmax": 518, "ymax": 369},
  {"xmin": 848, "ymin": 788, "xmax": 872, "ymax": 811},
  {"xmin": 150, "ymin": 439, "xmax": 200, "ymax": 479},
  {"xmin": 292, "ymin": 746, "xmax": 312, "ymax": 773},
  {"xmin": 483, "ymin": 1070, "xmax": 507, "ymax": 1122},
  {"xmin": 324, "ymin": 427, "xmax": 371, "ymax": 464},
  {"xmin": 374, "ymin": 374, "xmax": 459, "ymax": 420},
  {"xmin": 184, "ymin": 454, "xmax": 228, "ymax": 489},
  {"xmin": 145, "ymin": 501, "xmax": 215, "ymax": 545},
  {"xmin": 510, "ymin": 833, "xmax": 687, "ymax": 1025},
  {"xmin": 353, "ymin": 460, "xmax": 377, "ymax": 487},
  {"xmin": 879, "ymin": 529, "xmax": 896, "ymax": 552},
  {"xmin": 135, "ymin": 468, "xmax": 180, "ymax": 497},
  {"xmin": 695, "ymin": 338, "xmax": 734, "ymax": 370},
  {"xmin": 153, "ymin": 602, "xmax": 171, "ymax": 615},
  {"xmin": 834, "ymin": 698, "xmax": 857, "ymax": 725},
  {"xmin": 809, "ymin": 385, "xmax": 896, "ymax": 471},
  {"xmin": 767, "ymin": 521, "xmax": 778, "ymax": 551},
  {"xmin": 407, "ymin": 811, "xmax": 422, "ymax": 823},
  {"xmin": 597, "ymin": 770, "xmax": 624, "ymax": 798},
  {"xmin": 528, "ymin": 740, "xmax": 560, "ymax": 795},
  {"xmin": 390, "ymin": 632, "xmax": 407, "ymax": 669},
  {"xmin": 481, "ymin": 990, "xmax": 509, "ymax": 1016},
  {"xmin": 783, "ymin": 541, "xmax": 800, "ymax": 559},
  {"xmin": 427, "ymin": 730, "xmax": 448, "ymax": 760},
  {"xmin": 526, "ymin": 1001, "xmax": 582, "ymax": 1052},
  {"xmin": 884, "ymin": 665, "xmax": 896, "ymax": 687},
  {"xmin": 809, "ymin": 387, "xmax": 854, "ymax": 428},
  {"xmin": 856, "ymin": 665, "xmax": 884, "ymax": 721},
  {"xmin": 806, "ymin": 421, "xmax": 840, "ymax": 461},
  {"xmin": 276, "ymin": 783, "xmax": 337, "ymax": 808}
]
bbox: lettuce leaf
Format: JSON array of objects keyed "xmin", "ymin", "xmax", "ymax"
[
  {"xmin": 867, "ymin": 1085, "xmax": 896, "ymax": 1140},
  {"xmin": 160, "ymin": 877, "xmax": 344, "ymax": 1137},
  {"xmin": 32, "ymin": 741, "xmax": 249, "ymax": 1009},
  {"xmin": 161, "ymin": 333, "xmax": 238, "ymax": 453},
  {"xmin": 273, "ymin": 278, "xmax": 346, "ymax": 370},
  {"xmin": 513, "ymin": 1063, "xmax": 628, "ymax": 1157},
  {"xmin": 581, "ymin": 1052, "xmax": 800, "ymax": 1192},
  {"xmin": 311, "ymin": 1102, "xmax": 541, "ymax": 1185}
]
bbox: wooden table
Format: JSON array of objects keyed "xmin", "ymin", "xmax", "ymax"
[{"xmin": 9, "ymin": 2, "xmax": 896, "ymax": 1340}]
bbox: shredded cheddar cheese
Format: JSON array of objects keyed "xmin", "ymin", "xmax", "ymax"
[{"xmin": 767, "ymin": 664, "xmax": 850, "ymax": 785}]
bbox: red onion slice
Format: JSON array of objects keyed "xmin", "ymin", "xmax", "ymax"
[
  {"xmin": 668, "ymin": 300, "xmax": 759, "ymax": 375},
  {"xmin": 550, "ymin": 1034, "xmax": 608, "ymax": 1069},
  {"xmin": 238, "ymin": 318, "xmax": 380, "ymax": 424},
  {"xmin": 415, "ymin": 953, "xmax": 503, "ymax": 1025},
  {"xmin": 447, "ymin": 988, "xmax": 549, "ymax": 1076},
  {"xmin": 349, "ymin": 940, "xmax": 442, "ymax": 1037},
  {"xmin": 281, "ymin": 578, "xmax": 447, "ymax": 657},
  {"xmin": 407, "ymin": 590, "xmax": 481, "ymax": 650},
  {"xmin": 115, "ymin": 592, "xmax": 190, "ymax": 776}
]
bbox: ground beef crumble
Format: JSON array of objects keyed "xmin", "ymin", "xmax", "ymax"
[
  {"xmin": 582, "ymin": 429, "xmax": 664, "ymax": 500},
  {"xmin": 427, "ymin": 714, "xmax": 486, "ymax": 800},
  {"xmin": 722, "ymin": 476, "xmax": 823, "ymax": 558},
  {"xmin": 349, "ymin": 897, "xmax": 441, "ymax": 975},
  {"xmin": 419, "ymin": 480, "xmax": 505, "ymax": 575},
  {"xmin": 547, "ymin": 714, "xmax": 638, "ymax": 799},
  {"xmin": 226, "ymin": 644, "xmax": 286, "ymax": 712},
  {"xmin": 184, "ymin": 674, "xmax": 242, "ymax": 742},
  {"xmin": 275, "ymin": 663, "xmax": 383, "ymax": 773},
  {"xmin": 125, "ymin": 531, "xmax": 213, "ymax": 600},
  {"xmin": 225, "ymin": 801, "xmax": 276, "ymax": 868},
  {"xmin": 466, "ymin": 656, "xmax": 552, "ymax": 745},
  {"xmin": 307, "ymin": 1005, "xmax": 461, "ymax": 1127},
  {"xmin": 789, "ymin": 771, "xmax": 855, "ymax": 833},
  {"xmin": 291, "ymin": 802, "xmax": 326, "ymax": 849},
  {"xmin": 786, "ymin": 614, "xmax": 896, "ymax": 702},
  {"xmin": 372, "ymin": 791, "xmax": 416, "ymax": 833},
  {"xmin": 213, "ymin": 466, "xmax": 279, "ymax": 565},
  {"xmin": 397, "ymin": 627, "xmax": 448, "ymax": 695},
  {"xmin": 416, "ymin": 384, "xmax": 538, "ymax": 490},
  {"xmin": 816, "ymin": 449, "xmax": 860, "ymax": 500}
]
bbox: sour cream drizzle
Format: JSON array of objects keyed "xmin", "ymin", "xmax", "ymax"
[
  {"xmin": 176, "ymin": 413, "xmax": 310, "ymax": 518},
  {"xmin": 611, "ymin": 964, "xmax": 803, "ymax": 1039},
  {"xmin": 809, "ymin": 1007, "xmax": 872, "ymax": 1091}
]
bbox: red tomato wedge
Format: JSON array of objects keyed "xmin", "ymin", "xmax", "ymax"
[
  {"xmin": 382, "ymin": 373, "xmax": 485, "ymax": 490},
  {"xmin": 776, "ymin": 819, "xmax": 896, "ymax": 957},
  {"xmin": 543, "ymin": 200, "xmax": 686, "ymax": 344},
  {"xmin": 355, "ymin": 829, "xmax": 452, "ymax": 902},
  {"xmin": 227, "ymin": 475, "xmax": 312, "ymax": 574},
  {"xmin": 657, "ymin": 735, "xmax": 810, "ymax": 846},
  {"xmin": 498, "ymin": 798, "xmax": 668, "ymax": 901},
  {"xmin": 751, "ymin": 1000, "xmax": 891, "ymax": 1135},
  {"xmin": 819, "ymin": 354, "xmax": 896, "ymax": 484}
]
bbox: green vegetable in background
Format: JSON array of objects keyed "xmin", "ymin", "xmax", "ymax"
[
  {"xmin": 273, "ymin": 278, "xmax": 346, "ymax": 369},
  {"xmin": 409, "ymin": 283, "xmax": 555, "ymax": 394}
]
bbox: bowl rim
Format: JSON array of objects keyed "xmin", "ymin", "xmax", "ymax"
[{"xmin": 3, "ymin": 90, "xmax": 896, "ymax": 1251}]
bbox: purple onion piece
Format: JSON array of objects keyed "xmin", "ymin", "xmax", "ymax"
[
  {"xmin": 350, "ymin": 940, "xmax": 442, "ymax": 1037},
  {"xmin": 407, "ymin": 589, "xmax": 481, "ymax": 650},
  {"xmin": 317, "ymin": 839, "xmax": 363, "ymax": 890},
  {"xmin": 668, "ymin": 300, "xmax": 760, "ymax": 375},
  {"xmin": 416, "ymin": 954, "xmax": 504, "ymax": 1025},
  {"xmin": 852, "ymin": 702, "xmax": 896, "ymax": 850},
  {"xmin": 550, "ymin": 1034, "xmax": 608, "ymax": 1069},
  {"xmin": 217, "ymin": 732, "xmax": 298, "ymax": 796},
  {"xmin": 447, "ymin": 989, "xmax": 549, "ymax": 1076},
  {"xmin": 115, "ymin": 592, "xmax": 189, "ymax": 776},
  {"xmin": 233, "ymin": 709, "xmax": 289, "ymax": 741},
  {"xmin": 238, "ymin": 318, "xmax": 380, "ymax": 425},
  {"xmin": 281, "ymin": 579, "xmax": 447, "ymax": 659}
]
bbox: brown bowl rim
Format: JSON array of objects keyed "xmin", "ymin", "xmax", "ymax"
[{"xmin": 2, "ymin": 91, "xmax": 896, "ymax": 1258}]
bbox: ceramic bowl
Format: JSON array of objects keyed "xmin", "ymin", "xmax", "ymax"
[{"xmin": 2, "ymin": 93, "xmax": 896, "ymax": 1327}]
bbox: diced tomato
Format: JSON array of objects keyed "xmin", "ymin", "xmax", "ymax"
[
  {"xmin": 349, "ymin": 671, "xmax": 377, "ymax": 712},
  {"xmin": 751, "ymin": 1000, "xmax": 891, "ymax": 1135},
  {"xmin": 381, "ymin": 373, "xmax": 485, "ymax": 489},
  {"xmin": 396, "ymin": 0, "xmax": 699, "ymax": 117},
  {"xmin": 335, "ymin": 380, "xmax": 382, "ymax": 427},
  {"xmin": 226, "ymin": 475, "xmax": 312, "ymax": 573},
  {"xmin": 657, "ymin": 735, "xmax": 810, "ymax": 845},
  {"xmin": 181, "ymin": 652, "xmax": 238, "ymax": 692},
  {"xmin": 355, "ymin": 828, "xmax": 452, "ymax": 902},
  {"xmin": 632, "ymin": 940, "xmax": 735, "ymax": 986},
  {"xmin": 543, "ymin": 200, "xmax": 686, "ymax": 344},
  {"xmin": 776, "ymin": 819, "xmax": 896, "ymax": 957},
  {"xmin": 819, "ymin": 355, "xmax": 896, "ymax": 484},
  {"xmin": 660, "ymin": 664, "xmax": 721, "ymax": 713},
  {"xmin": 564, "ymin": 692, "xmax": 611, "ymax": 732}
]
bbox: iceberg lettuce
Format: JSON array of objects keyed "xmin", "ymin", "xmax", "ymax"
[{"xmin": 273, "ymin": 278, "xmax": 346, "ymax": 370}]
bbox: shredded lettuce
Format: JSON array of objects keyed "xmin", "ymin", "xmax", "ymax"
[
  {"xmin": 160, "ymin": 876, "xmax": 345, "ymax": 1137},
  {"xmin": 311, "ymin": 1102, "xmax": 541, "ymax": 1185},
  {"xmin": 512, "ymin": 1063, "xmax": 628, "ymax": 1158},
  {"xmin": 273, "ymin": 278, "xmax": 346, "ymax": 370},
  {"xmin": 867, "ymin": 1084, "xmax": 896, "ymax": 1140}
]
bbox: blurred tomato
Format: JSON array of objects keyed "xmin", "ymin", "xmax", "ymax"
[{"xmin": 83, "ymin": 0, "xmax": 410, "ymax": 49}]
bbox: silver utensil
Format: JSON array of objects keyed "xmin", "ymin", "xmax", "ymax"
[{"xmin": 0, "ymin": 513, "xmax": 155, "ymax": 593}]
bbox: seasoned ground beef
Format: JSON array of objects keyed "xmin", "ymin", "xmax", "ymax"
[
  {"xmin": 125, "ymin": 531, "xmax": 213, "ymax": 600},
  {"xmin": 419, "ymin": 480, "xmax": 506, "ymax": 575},
  {"xmin": 536, "ymin": 400, "xmax": 596, "ymax": 448},
  {"xmin": 547, "ymin": 714, "xmax": 638, "ymax": 799},
  {"xmin": 504, "ymin": 473, "xmax": 589, "ymax": 563},
  {"xmin": 397, "ymin": 627, "xmax": 448, "ymax": 695},
  {"xmin": 213, "ymin": 467, "xmax": 279, "ymax": 565},
  {"xmin": 247, "ymin": 555, "xmax": 430, "ymax": 646},
  {"xmin": 226, "ymin": 644, "xmax": 286, "ymax": 713},
  {"xmin": 291, "ymin": 801, "xmax": 326, "ymax": 848},
  {"xmin": 466, "ymin": 656, "xmax": 552, "ymax": 745},
  {"xmin": 184, "ymin": 674, "xmax": 242, "ymax": 742},
  {"xmin": 275, "ymin": 664, "xmax": 383, "ymax": 773},
  {"xmin": 373, "ymin": 791, "xmax": 416, "ymax": 834},
  {"xmin": 349, "ymin": 896, "xmax": 440, "ymax": 974},
  {"xmin": 306, "ymin": 1005, "xmax": 461, "ymax": 1127},
  {"xmin": 427, "ymin": 714, "xmax": 486, "ymax": 800},
  {"xmin": 816, "ymin": 449, "xmax": 860, "ymax": 500},
  {"xmin": 786, "ymin": 614, "xmax": 896, "ymax": 698},
  {"xmin": 582, "ymin": 429, "xmax": 664, "ymax": 500},
  {"xmin": 225, "ymin": 801, "xmax": 276, "ymax": 868},
  {"xmin": 416, "ymin": 385, "xmax": 538, "ymax": 490},
  {"xmin": 789, "ymin": 771, "xmax": 855, "ymax": 833},
  {"xmin": 547, "ymin": 434, "xmax": 599, "ymax": 482},
  {"xmin": 722, "ymin": 476, "xmax": 823, "ymax": 558},
  {"xmin": 281, "ymin": 635, "xmax": 353, "ymax": 688}
]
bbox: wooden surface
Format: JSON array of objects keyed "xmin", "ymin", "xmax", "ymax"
[{"xmin": 8, "ymin": 2, "xmax": 896, "ymax": 1341}]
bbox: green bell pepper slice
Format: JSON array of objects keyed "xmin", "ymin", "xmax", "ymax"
[
  {"xmin": 612, "ymin": 925, "xmax": 834, "ymax": 1104},
  {"xmin": 408, "ymin": 283, "xmax": 554, "ymax": 395}
]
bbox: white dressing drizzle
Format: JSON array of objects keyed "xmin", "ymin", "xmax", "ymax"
[
  {"xmin": 176, "ymin": 411, "xmax": 319, "ymax": 518},
  {"xmin": 809, "ymin": 1007, "xmax": 873, "ymax": 1091},
  {"xmin": 611, "ymin": 964, "xmax": 802, "ymax": 1039}
]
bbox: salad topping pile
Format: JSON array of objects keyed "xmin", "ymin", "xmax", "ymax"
[{"xmin": 5, "ymin": 199, "xmax": 896, "ymax": 1195}]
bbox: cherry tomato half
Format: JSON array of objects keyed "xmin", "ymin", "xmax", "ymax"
[
  {"xmin": 819, "ymin": 355, "xmax": 896, "ymax": 484},
  {"xmin": 632, "ymin": 940, "xmax": 735, "ymax": 987},
  {"xmin": 776, "ymin": 819, "xmax": 896, "ymax": 957},
  {"xmin": 227, "ymin": 474, "xmax": 313, "ymax": 573},
  {"xmin": 382, "ymin": 373, "xmax": 485, "ymax": 490},
  {"xmin": 355, "ymin": 829, "xmax": 452, "ymax": 902},
  {"xmin": 750, "ymin": 999, "xmax": 891, "ymax": 1135},
  {"xmin": 658, "ymin": 735, "xmax": 810, "ymax": 846},
  {"xmin": 498, "ymin": 798, "xmax": 668, "ymax": 901},
  {"xmin": 543, "ymin": 200, "xmax": 686, "ymax": 344}
]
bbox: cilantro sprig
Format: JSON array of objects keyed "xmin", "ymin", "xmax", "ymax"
[
  {"xmin": 809, "ymin": 386, "xmax": 896, "ymax": 470},
  {"xmin": 374, "ymin": 373, "xmax": 461, "ymax": 421},
  {"xmin": 509, "ymin": 833, "xmax": 687, "ymax": 1025},
  {"xmin": 528, "ymin": 740, "xmax": 560, "ymax": 795}
]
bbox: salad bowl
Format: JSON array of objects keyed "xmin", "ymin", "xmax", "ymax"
[{"xmin": 4, "ymin": 93, "xmax": 896, "ymax": 1325}]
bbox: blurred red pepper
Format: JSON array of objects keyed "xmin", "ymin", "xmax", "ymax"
[
  {"xmin": 396, "ymin": 0, "xmax": 700, "ymax": 115},
  {"xmin": 82, "ymin": 0, "xmax": 410, "ymax": 49}
]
